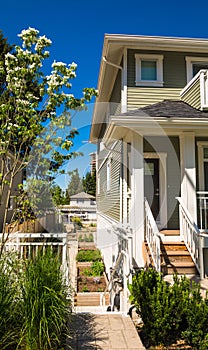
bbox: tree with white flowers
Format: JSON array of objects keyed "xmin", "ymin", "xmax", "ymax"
[{"xmin": 0, "ymin": 27, "xmax": 97, "ymax": 253}]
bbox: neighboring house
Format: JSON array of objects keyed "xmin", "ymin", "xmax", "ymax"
[
  {"xmin": 90, "ymin": 34, "xmax": 208, "ymax": 313},
  {"xmin": 59, "ymin": 192, "xmax": 97, "ymax": 223}
]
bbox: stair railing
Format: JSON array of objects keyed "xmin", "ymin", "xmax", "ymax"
[
  {"xmin": 176, "ymin": 197, "xmax": 202, "ymax": 276},
  {"xmin": 100, "ymin": 249, "xmax": 131, "ymax": 312},
  {"xmin": 144, "ymin": 198, "xmax": 161, "ymax": 272}
]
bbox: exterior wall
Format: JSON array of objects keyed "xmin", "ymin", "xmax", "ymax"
[
  {"xmin": 181, "ymin": 78, "xmax": 201, "ymax": 110},
  {"xmin": 128, "ymin": 87, "xmax": 181, "ymax": 109},
  {"xmin": 70, "ymin": 198, "xmax": 96, "ymax": 208},
  {"xmin": 97, "ymin": 140, "xmax": 122, "ymax": 222},
  {"xmin": 96, "ymin": 213, "xmax": 120, "ymax": 276},
  {"xmin": 127, "ymin": 49, "xmax": 208, "ymax": 108},
  {"xmin": 144, "ymin": 136, "xmax": 181, "ymax": 229}
]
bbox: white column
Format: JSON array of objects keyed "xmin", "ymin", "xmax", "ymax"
[
  {"xmin": 130, "ymin": 132, "xmax": 144, "ymax": 266},
  {"xmin": 180, "ymin": 132, "xmax": 197, "ymax": 221}
]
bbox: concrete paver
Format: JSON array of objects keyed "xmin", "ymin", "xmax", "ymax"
[{"xmin": 68, "ymin": 312, "xmax": 145, "ymax": 349}]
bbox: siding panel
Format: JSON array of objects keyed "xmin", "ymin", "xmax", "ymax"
[
  {"xmin": 128, "ymin": 87, "xmax": 181, "ymax": 109},
  {"xmin": 181, "ymin": 79, "xmax": 201, "ymax": 110},
  {"xmin": 97, "ymin": 141, "xmax": 122, "ymax": 222}
]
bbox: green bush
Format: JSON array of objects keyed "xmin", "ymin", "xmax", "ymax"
[
  {"xmin": 129, "ymin": 268, "xmax": 208, "ymax": 348},
  {"xmin": 82, "ymin": 261, "xmax": 105, "ymax": 277},
  {"xmin": 0, "ymin": 253, "xmax": 22, "ymax": 349},
  {"xmin": 76, "ymin": 249, "xmax": 102, "ymax": 262},
  {"xmin": 71, "ymin": 216, "xmax": 83, "ymax": 227},
  {"xmin": 19, "ymin": 248, "xmax": 71, "ymax": 350}
]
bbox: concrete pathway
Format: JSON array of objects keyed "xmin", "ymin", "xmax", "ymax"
[{"xmin": 68, "ymin": 312, "xmax": 145, "ymax": 349}]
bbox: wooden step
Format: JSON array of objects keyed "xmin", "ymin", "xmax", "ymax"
[
  {"xmin": 74, "ymin": 292, "xmax": 110, "ymax": 306},
  {"xmin": 161, "ymin": 241, "xmax": 188, "ymax": 251},
  {"xmin": 161, "ymin": 261, "xmax": 198, "ymax": 275},
  {"xmin": 160, "ymin": 230, "xmax": 180, "ymax": 236}
]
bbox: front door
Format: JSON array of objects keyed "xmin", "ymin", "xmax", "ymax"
[{"xmin": 144, "ymin": 158, "xmax": 160, "ymax": 220}]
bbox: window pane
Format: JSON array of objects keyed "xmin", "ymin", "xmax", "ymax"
[
  {"xmin": 204, "ymin": 148, "xmax": 208, "ymax": 159},
  {"xmin": 141, "ymin": 60, "xmax": 157, "ymax": 80},
  {"xmin": 193, "ymin": 63, "xmax": 208, "ymax": 77}
]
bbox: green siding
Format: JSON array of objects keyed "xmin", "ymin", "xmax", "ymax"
[
  {"xmin": 127, "ymin": 49, "xmax": 208, "ymax": 108},
  {"xmin": 128, "ymin": 87, "xmax": 181, "ymax": 109},
  {"xmin": 97, "ymin": 141, "xmax": 122, "ymax": 222},
  {"xmin": 181, "ymin": 78, "xmax": 201, "ymax": 110},
  {"xmin": 144, "ymin": 136, "xmax": 180, "ymax": 229}
]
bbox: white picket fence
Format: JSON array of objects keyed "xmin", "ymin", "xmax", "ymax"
[{"xmin": 0, "ymin": 232, "xmax": 70, "ymax": 285}]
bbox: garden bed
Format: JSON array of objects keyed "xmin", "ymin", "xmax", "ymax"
[{"xmin": 77, "ymin": 265, "xmax": 106, "ymax": 292}]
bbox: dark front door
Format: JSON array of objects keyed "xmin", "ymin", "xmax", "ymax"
[{"xmin": 144, "ymin": 158, "xmax": 160, "ymax": 220}]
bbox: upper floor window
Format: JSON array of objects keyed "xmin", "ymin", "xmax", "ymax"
[
  {"xmin": 135, "ymin": 54, "xmax": 164, "ymax": 87},
  {"xmin": 186, "ymin": 56, "xmax": 208, "ymax": 83}
]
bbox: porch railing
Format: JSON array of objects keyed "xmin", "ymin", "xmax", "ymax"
[
  {"xmin": 197, "ymin": 192, "xmax": 208, "ymax": 231},
  {"xmin": 0, "ymin": 232, "xmax": 69, "ymax": 285},
  {"xmin": 144, "ymin": 198, "xmax": 161, "ymax": 272},
  {"xmin": 176, "ymin": 197, "xmax": 201, "ymax": 276}
]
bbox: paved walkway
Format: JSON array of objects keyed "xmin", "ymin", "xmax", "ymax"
[{"xmin": 68, "ymin": 312, "xmax": 145, "ymax": 349}]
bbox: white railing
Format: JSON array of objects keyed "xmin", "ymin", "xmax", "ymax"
[
  {"xmin": 197, "ymin": 192, "xmax": 208, "ymax": 231},
  {"xmin": 176, "ymin": 197, "xmax": 202, "ymax": 276},
  {"xmin": 0, "ymin": 232, "xmax": 69, "ymax": 285},
  {"xmin": 144, "ymin": 198, "xmax": 161, "ymax": 272},
  {"xmin": 180, "ymin": 69, "xmax": 208, "ymax": 110}
]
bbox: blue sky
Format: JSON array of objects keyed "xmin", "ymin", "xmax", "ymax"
[{"xmin": 1, "ymin": 0, "xmax": 208, "ymax": 188}]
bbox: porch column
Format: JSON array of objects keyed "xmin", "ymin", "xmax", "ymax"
[
  {"xmin": 130, "ymin": 132, "xmax": 144, "ymax": 267},
  {"xmin": 180, "ymin": 132, "xmax": 197, "ymax": 221}
]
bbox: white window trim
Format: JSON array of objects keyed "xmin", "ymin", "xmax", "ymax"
[
  {"xmin": 197, "ymin": 141, "xmax": 208, "ymax": 191},
  {"xmin": 186, "ymin": 56, "xmax": 208, "ymax": 83},
  {"xmin": 135, "ymin": 54, "xmax": 164, "ymax": 87},
  {"xmin": 144, "ymin": 152, "xmax": 167, "ymax": 230},
  {"xmin": 106, "ymin": 159, "xmax": 111, "ymax": 192}
]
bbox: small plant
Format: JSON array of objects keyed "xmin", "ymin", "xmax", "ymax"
[
  {"xmin": 91, "ymin": 261, "xmax": 105, "ymax": 276},
  {"xmin": 89, "ymin": 223, "xmax": 96, "ymax": 227},
  {"xmin": 76, "ymin": 249, "xmax": 102, "ymax": 262},
  {"xmin": 82, "ymin": 285, "xmax": 89, "ymax": 292},
  {"xmin": 71, "ymin": 216, "xmax": 83, "ymax": 228},
  {"xmin": 85, "ymin": 233, "xmax": 94, "ymax": 242}
]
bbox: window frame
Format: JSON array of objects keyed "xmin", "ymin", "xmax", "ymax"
[
  {"xmin": 106, "ymin": 159, "xmax": 111, "ymax": 192},
  {"xmin": 186, "ymin": 56, "xmax": 208, "ymax": 83},
  {"xmin": 135, "ymin": 54, "xmax": 164, "ymax": 87}
]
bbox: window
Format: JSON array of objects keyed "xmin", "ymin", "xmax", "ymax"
[
  {"xmin": 197, "ymin": 142, "xmax": 208, "ymax": 191},
  {"xmin": 106, "ymin": 159, "xmax": 111, "ymax": 192},
  {"xmin": 186, "ymin": 56, "xmax": 208, "ymax": 83},
  {"xmin": 135, "ymin": 54, "xmax": 164, "ymax": 86}
]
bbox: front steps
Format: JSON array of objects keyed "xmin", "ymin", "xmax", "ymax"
[
  {"xmin": 144, "ymin": 230, "xmax": 199, "ymax": 276},
  {"xmin": 74, "ymin": 292, "xmax": 110, "ymax": 307}
]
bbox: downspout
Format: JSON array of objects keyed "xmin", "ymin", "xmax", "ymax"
[{"xmin": 102, "ymin": 56, "xmax": 123, "ymax": 70}]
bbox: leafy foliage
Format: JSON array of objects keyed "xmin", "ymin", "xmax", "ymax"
[
  {"xmin": 76, "ymin": 249, "xmax": 102, "ymax": 262},
  {"xmin": 129, "ymin": 268, "xmax": 208, "ymax": 348},
  {"xmin": 0, "ymin": 249, "xmax": 71, "ymax": 349},
  {"xmin": 0, "ymin": 27, "xmax": 97, "ymax": 250},
  {"xmin": 82, "ymin": 170, "xmax": 96, "ymax": 197},
  {"xmin": 67, "ymin": 168, "xmax": 83, "ymax": 197}
]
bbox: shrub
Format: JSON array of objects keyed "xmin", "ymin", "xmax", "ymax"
[
  {"xmin": 76, "ymin": 249, "xmax": 102, "ymax": 262},
  {"xmin": 0, "ymin": 252, "xmax": 22, "ymax": 349},
  {"xmin": 129, "ymin": 268, "xmax": 208, "ymax": 348},
  {"xmin": 71, "ymin": 216, "xmax": 83, "ymax": 228},
  {"xmin": 82, "ymin": 261, "xmax": 105, "ymax": 277},
  {"xmin": 19, "ymin": 248, "xmax": 71, "ymax": 350}
]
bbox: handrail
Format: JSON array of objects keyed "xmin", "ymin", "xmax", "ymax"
[
  {"xmin": 176, "ymin": 197, "xmax": 202, "ymax": 276},
  {"xmin": 100, "ymin": 249, "xmax": 131, "ymax": 309},
  {"xmin": 144, "ymin": 198, "xmax": 161, "ymax": 272}
]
